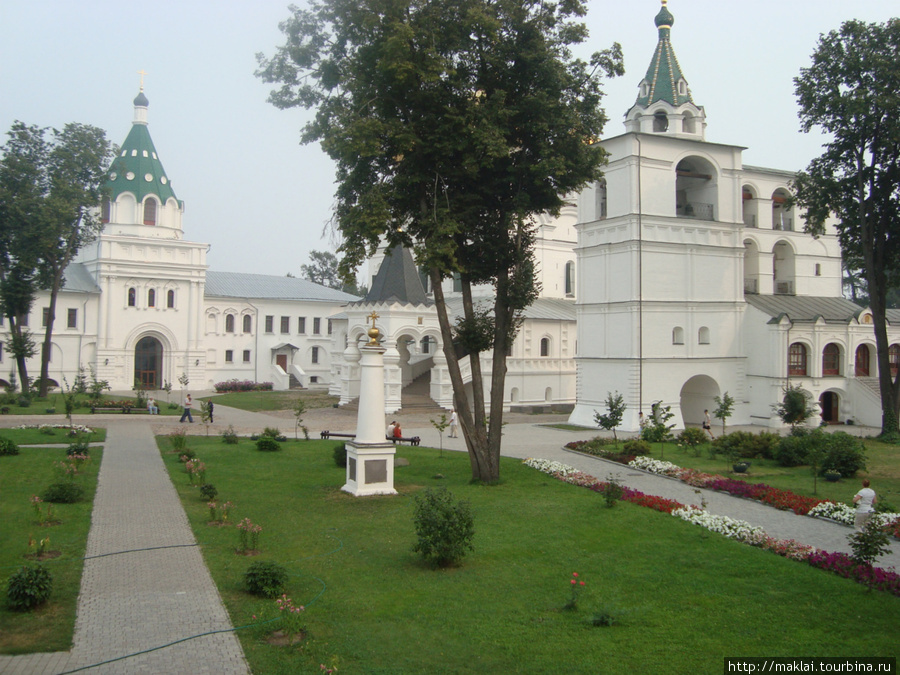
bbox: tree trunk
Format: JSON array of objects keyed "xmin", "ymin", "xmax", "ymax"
[
  {"xmin": 9, "ymin": 316, "xmax": 29, "ymax": 393},
  {"xmin": 39, "ymin": 276, "xmax": 62, "ymax": 398}
]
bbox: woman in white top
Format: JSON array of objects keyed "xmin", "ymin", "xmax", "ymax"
[{"xmin": 853, "ymin": 479, "xmax": 877, "ymax": 530}]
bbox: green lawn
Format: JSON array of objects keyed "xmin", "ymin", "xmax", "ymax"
[
  {"xmin": 0, "ymin": 445, "xmax": 102, "ymax": 654},
  {"xmin": 159, "ymin": 436, "xmax": 899, "ymax": 675},
  {"xmin": 0, "ymin": 393, "xmax": 182, "ymax": 416},
  {"xmin": 204, "ymin": 389, "xmax": 338, "ymax": 412}
]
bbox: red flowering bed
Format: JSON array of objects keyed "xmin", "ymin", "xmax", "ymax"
[
  {"xmin": 213, "ymin": 380, "xmax": 274, "ymax": 393},
  {"xmin": 807, "ymin": 550, "xmax": 900, "ymax": 596}
]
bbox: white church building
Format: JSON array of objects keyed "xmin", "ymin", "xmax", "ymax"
[
  {"xmin": 2, "ymin": 89, "xmax": 359, "ymax": 394},
  {"xmin": 9, "ymin": 0, "xmax": 899, "ymax": 430}
]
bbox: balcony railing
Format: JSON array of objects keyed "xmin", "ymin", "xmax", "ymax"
[{"xmin": 677, "ymin": 202, "xmax": 714, "ymax": 221}]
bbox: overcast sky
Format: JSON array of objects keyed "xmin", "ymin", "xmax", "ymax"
[{"xmin": 1, "ymin": 0, "xmax": 896, "ymax": 278}]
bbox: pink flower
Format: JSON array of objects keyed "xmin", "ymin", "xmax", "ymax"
[
  {"xmin": 579, "ymin": 581, "xmax": 585, "ymax": 586},
  {"xmin": 570, "ymin": 579, "xmax": 576, "ymax": 585},
  {"xmin": 572, "ymin": 572, "xmax": 578, "ymax": 577}
]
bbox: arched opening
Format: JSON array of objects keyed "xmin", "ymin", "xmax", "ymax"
[
  {"xmin": 540, "ymin": 337, "xmax": 550, "ymax": 357},
  {"xmin": 225, "ymin": 314, "xmax": 235, "ymax": 333},
  {"xmin": 510, "ymin": 387, "xmax": 519, "ymax": 403},
  {"xmin": 855, "ymin": 344, "xmax": 871, "ymax": 377},
  {"xmin": 743, "ymin": 239, "xmax": 760, "ymax": 294},
  {"xmin": 167, "ymin": 289, "xmax": 175, "ymax": 308},
  {"xmin": 564, "ymin": 261, "xmax": 575, "ymax": 297},
  {"xmin": 789, "ymin": 343, "xmax": 808, "ymax": 376},
  {"xmin": 544, "ymin": 387, "xmax": 553, "ymax": 403},
  {"xmin": 127, "ymin": 287, "xmax": 136, "ymax": 307},
  {"xmin": 134, "ymin": 336, "xmax": 162, "ymax": 389},
  {"xmin": 682, "ymin": 110, "xmax": 696, "ymax": 134},
  {"xmin": 243, "ymin": 314, "xmax": 252, "ymax": 333},
  {"xmin": 676, "ymin": 157, "xmax": 717, "ymax": 221},
  {"xmin": 679, "ymin": 375, "xmax": 720, "ymax": 429},
  {"xmin": 771, "ymin": 189, "xmax": 792, "ymax": 231},
  {"xmin": 147, "ymin": 289, "xmax": 155, "ymax": 308},
  {"xmin": 819, "ymin": 391, "xmax": 840, "ymax": 424},
  {"xmin": 822, "ymin": 343, "xmax": 841, "ymax": 376},
  {"xmin": 773, "ymin": 241, "xmax": 796, "ymax": 295},
  {"xmin": 698, "ymin": 326, "xmax": 710, "ymax": 344},
  {"xmin": 742, "ymin": 185, "xmax": 758, "ymax": 227},
  {"xmin": 143, "ymin": 198, "xmax": 158, "ymax": 226},
  {"xmin": 672, "ymin": 327, "xmax": 685, "ymax": 345},
  {"xmin": 653, "ymin": 111, "xmax": 668, "ymax": 132}
]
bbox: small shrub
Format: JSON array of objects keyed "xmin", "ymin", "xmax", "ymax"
[
  {"xmin": 168, "ymin": 428, "xmax": 188, "ymax": 452},
  {"xmin": 256, "ymin": 436, "xmax": 281, "ymax": 452},
  {"xmin": 18, "ymin": 396, "xmax": 32, "ymax": 408},
  {"xmin": 589, "ymin": 608, "xmax": 620, "ymax": 627},
  {"xmin": 821, "ymin": 432, "xmax": 867, "ymax": 477},
  {"xmin": 0, "ymin": 437, "xmax": 20, "ymax": 456},
  {"xmin": 412, "ymin": 487, "xmax": 475, "ymax": 568},
  {"xmin": 261, "ymin": 427, "xmax": 281, "ymax": 439},
  {"xmin": 6, "ymin": 565, "xmax": 53, "ymax": 611},
  {"xmin": 41, "ymin": 482, "xmax": 85, "ymax": 503},
  {"xmin": 677, "ymin": 428, "xmax": 707, "ymax": 456},
  {"xmin": 66, "ymin": 441, "xmax": 90, "ymax": 457},
  {"xmin": 848, "ymin": 520, "xmax": 891, "ymax": 570},
  {"xmin": 622, "ymin": 439, "xmax": 650, "ymax": 456},
  {"xmin": 599, "ymin": 475, "xmax": 623, "ymax": 508},
  {"xmin": 200, "ymin": 483, "xmax": 218, "ymax": 500},
  {"xmin": 244, "ymin": 561, "xmax": 288, "ymax": 598},
  {"xmin": 221, "ymin": 425, "xmax": 239, "ymax": 445},
  {"xmin": 45, "ymin": 407, "xmax": 56, "ymax": 414},
  {"xmin": 333, "ymin": 442, "xmax": 347, "ymax": 468},
  {"xmin": 39, "ymin": 426, "xmax": 56, "ymax": 436}
]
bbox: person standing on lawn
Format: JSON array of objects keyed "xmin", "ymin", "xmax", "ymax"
[{"xmin": 853, "ymin": 479, "xmax": 877, "ymax": 530}]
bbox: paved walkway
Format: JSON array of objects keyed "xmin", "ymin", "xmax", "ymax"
[
  {"xmin": 0, "ymin": 420, "xmax": 248, "ymax": 675},
  {"xmin": 1, "ymin": 404, "xmax": 896, "ymax": 674}
]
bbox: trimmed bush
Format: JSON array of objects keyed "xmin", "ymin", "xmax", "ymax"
[
  {"xmin": 622, "ymin": 439, "xmax": 651, "ymax": 456},
  {"xmin": 6, "ymin": 565, "xmax": 53, "ymax": 611},
  {"xmin": 18, "ymin": 396, "xmax": 32, "ymax": 408},
  {"xmin": 41, "ymin": 482, "xmax": 85, "ymax": 503},
  {"xmin": 821, "ymin": 432, "xmax": 867, "ymax": 477},
  {"xmin": 333, "ymin": 442, "xmax": 347, "ymax": 468},
  {"xmin": 256, "ymin": 436, "xmax": 281, "ymax": 452},
  {"xmin": 412, "ymin": 487, "xmax": 475, "ymax": 568},
  {"xmin": 0, "ymin": 437, "xmax": 20, "ymax": 456},
  {"xmin": 244, "ymin": 561, "xmax": 288, "ymax": 598},
  {"xmin": 200, "ymin": 483, "xmax": 219, "ymax": 500},
  {"xmin": 774, "ymin": 431, "xmax": 815, "ymax": 467},
  {"xmin": 66, "ymin": 441, "xmax": 90, "ymax": 457}
]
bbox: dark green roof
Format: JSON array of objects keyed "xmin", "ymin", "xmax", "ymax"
[
  {"xmin": 360, "ymin": 245, "xmax": 431, "ymax": 306},
  {"xmin": 106, "ymin": 93, "xmax": 178, "ymax": 204},
  {"xmin": 635, "ymin": 1, "xmax": 693, "ymax": 108}
]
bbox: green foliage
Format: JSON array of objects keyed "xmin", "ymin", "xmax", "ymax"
[
  {"xmin": 412, "ymin": 487, "xmax": 475, "ymax": 568},
  {"xmin": 168, "ymin": 428, "xmax": 188, "ymax": 452},
  {"xmin": 40, "ymin": 482, "xmax": 84, "ymax": 503},
  {"xmin": 713, "ymin": 391, "xmax": 735, "ymax": 435},
  {"xmin": 200, "ymin": 483, "xmax": 218, "ymax": 501},
  {"xmin": 256, "ymin": 436, "xmax": 281, "ymax": 452},
  {"xmin": 594, "ymin": 391, "xmax": 626, "ymax": 449},
  {"xmin": 333, "ymin": 442, "xmax": 347, "ymax": 467},
  {"xmin": 256, "ymin": 0, "xmax": 624, "ymax": 483},
  {"xmin": 86, "ymin": 367, "xmax": 110, "ymax": 402},
  {"xmin": 6, "ymin": 565, "xmax": 53, "ymax": 611},
  {"xmin": 820, "ymin": 432, "xmax": 867, "ymax": 477},
  {"xmin": 713, "ymin": 431, "xmax": 780, "ymax": 463},
  {"xmin": 17, "ymin": 395, "xmax": 31, "ymax": 408},
  {"xmin": 0, "ymin": 437, "xmax": 19, "ymax": 455},
  {"xmin": 599, "ymin": 474, "xmax": 623, "ymax": 508},
  {"xmin": 793, "ymin": 18, "xmax": 900, "ymax": 436},
  {"xmin": 243, "ymin": 561, "xmax": 288, "ymax": 598},
  {"xmin": 261, "ymin": 427, "xmax": 282, "ymax": 439},
  {"xmin": 677, "ymin": 428, "xmax": 707, "ymax": 456},
  {"xmin": 293, "ymin": 399, "xmax": 309, "ymax": 440},
  {"xmin": 623, "ymin": 439, "xmax": 651, "ymax": 456},
  {"xmin": 221, "ymin": 425, "xmax": 239, "ymax": 445},
  {"xmin": 643, "ymin": 402, "xmax": 675, "ymax": 455},
  {"xmin": 848, "ymin": 520, "xmax": 892, "ymax": 571},
  {"xmin": 66, "ymin": 441, "xmax": 90, "ymax": 456},
  {"xmin": 773, "ymin": 385, "xmax": 818, "ymax": 428},
  {"xmin": 774, "ymin": 430, "xmax": 816, "ymax": 467}
]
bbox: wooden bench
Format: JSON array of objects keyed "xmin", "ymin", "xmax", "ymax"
[
  {"xmin": 90, "ymin": 407, "xmax": 153, "ymax": 414},
  {"xmin": 320, "ymin": 430, "xmax": 421, "ymax": 446}
]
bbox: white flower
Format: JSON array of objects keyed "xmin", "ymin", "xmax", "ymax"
[
  {"xmin": 523, "ymin": 458, "xmax": 579, "ymax": 476},
  {"xmin": 628, "ymin": 456, "xmax": 682, "ymax": 477}
]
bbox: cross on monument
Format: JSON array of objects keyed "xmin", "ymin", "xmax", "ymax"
[{"xmin": 138, "ymin": 69, "xmax": 147, "ymax": 91}]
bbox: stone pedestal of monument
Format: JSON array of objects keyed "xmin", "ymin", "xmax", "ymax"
[{"xmin": 342, "ymin": 318, "xmax": 397, "ymax": 497}]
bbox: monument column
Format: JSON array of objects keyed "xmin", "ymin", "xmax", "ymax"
[{"xmin": 342, "ymin": 312, "xmax": 398, "ymax": 496}]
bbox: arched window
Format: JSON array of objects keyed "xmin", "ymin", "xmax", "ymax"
[
  {"xmin": 789, "ymin": 343, "xmax": 807, "ymax": 376},
  {"xmin": 564, "ymin": 261, "xmax": 575, "ymax": 297},
  {"xmin": 101, "ymin": 198, "xmax": 111, "ymax": 224},
  {"xmin": 147, "ymin": 289, "xmax": 155, "ymax": 307},
  {"xmin": 653, "ymin": 111, "xmax": 668, "ymax": 132},
  {"xmin": 672, "ymin": 327, "xmax": 685, "ymax": 345},
  {"xmin": 772, "ymin": 189, "xmax": 792, "ymax": 231},
  {"xmin": 822, "ymin": 343, "xmax": 841, "ymax": 376},
  {"xmin": 242, "ymin": 315, "xmax": 252, "ymax": 333},
  {"xmin": 225, "ymin": 314, "xmax": 235, "ymax": 333},
  {"xmin": 698, "ymin": 327, "xmax": 710, "ymax": 344},
  {"xmin": 890, "ymin": 344, "xmax": 900, "ymax": 377},
  {"xmin": 540, "ymin": 337, "xmax": 550, "ymax": 357},
  {"xmin": 167, "ymin": 289, "xmax": 175, "ymax": 308},
  {"xmin": 855, "ymin": 344, "xmax": 871, "ymax": 377},
  {"xmin": 312, "ymin": 346, "xmax": 320, "ymax": 364},
  {"xmin": 143, "ymin": 198, "xmax": 158, "ymax": 226},
  {"xmin": 127, "ymin": 287, "xmax": 136, "ymax": 307}
]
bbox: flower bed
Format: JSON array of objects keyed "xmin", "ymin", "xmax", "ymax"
[
  {"xmin": 214, "ymin": 380, "xmax": 274, "ymax": 393},
  {"xmin": 13, "ymin": 423, "xmax": 96, "ymax": 434},
  {"xmin": 525, "ymin": 457, "xmax": 900, "ymax": 597}
]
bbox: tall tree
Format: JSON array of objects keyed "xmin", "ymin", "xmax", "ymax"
[
  {"xmin": 301, "ymin": 249, "xmax": 365, "ymax": 295},
  {"xmin": 792, "ymin": 19, "xmax": 900, "ymax": 437},
  {"xmin": 257, "ymin": 0, "xmax": 622, "ymax": 482},
  {"xmin": 0, "ymin": 121, "xmax": 114, "ymax": 397}
]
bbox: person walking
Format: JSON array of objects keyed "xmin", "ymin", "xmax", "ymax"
[
  {"xmin": 702, "ymin": 409, "xmax": 714, "ymax": 439},
  {"xmin": 180, "ymin": 393, "xmax": 194, "ymax": 423},
  {"xmin": 853, "ymin": 479, "xmax": 877, "ymax": 530},
  {"xmin": 449, "ymin": 408, "xmax": 459, "ymax": 438},
  {"xmin": 207, "ymin": 399, "xmax": 214, "ymax": 423}
]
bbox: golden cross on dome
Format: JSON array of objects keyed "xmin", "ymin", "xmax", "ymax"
[
  {"xmin": 367, "ymin": 311, "xmax": 380, "ymax": 329},
  {"xmin": 138, "ymin": 69, "xmax": 148, "ymax": 91}
]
